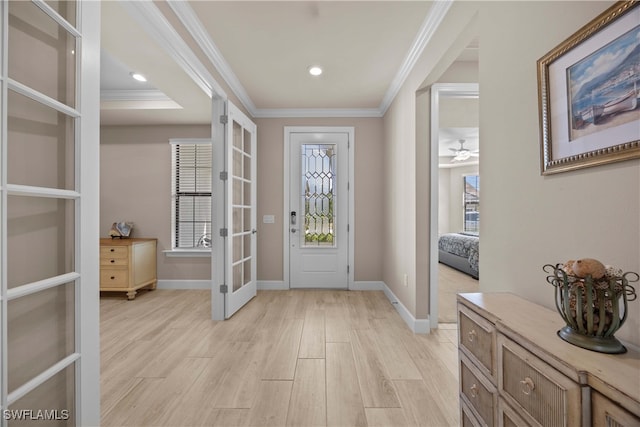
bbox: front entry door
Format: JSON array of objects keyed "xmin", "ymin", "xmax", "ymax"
[{"xmin": 288, "ymin": 129, "xmax": 350, "ymax": 288}]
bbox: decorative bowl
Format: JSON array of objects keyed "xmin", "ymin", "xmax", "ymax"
[{"xmin": 543, "ymin": 263, "xmax": 638, "ymax": 354}]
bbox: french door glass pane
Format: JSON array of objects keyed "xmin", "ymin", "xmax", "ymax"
[
  {"xmin": 44, "ymin": 0, "xmax": 77, "ymax": 27},
  {"xmin": 301, "ymin": 144, "xmax": 336, "ymax": 247},
  {"xmin": 7, "ymin": 89, "xmax": 75, "ymax": 190},
  {"xmin": 7, "ymin": 196, "xmax": 75, "ymax": 289},
  {"xmin": 8, "ymin": 363, "xmax": 75, "ymax": 426},
  {"xmin": 8, "ymin": 1, "xmax": 76, "ymax": 108},
  {"xmin": 7, "ymin": 282, "xmax": 75, "ymax": 393}
]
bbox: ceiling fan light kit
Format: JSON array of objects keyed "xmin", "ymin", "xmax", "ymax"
[{"xmin": 450, "ymin": 139, "xmax": 479, "ymax": 162}]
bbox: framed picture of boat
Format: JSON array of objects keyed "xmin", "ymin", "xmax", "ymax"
[{"xmin": 538, "ymin": 1, "xmax": 640, "ymax": 175}]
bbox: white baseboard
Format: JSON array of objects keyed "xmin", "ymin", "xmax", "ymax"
[
  {"xmin": 156, "ymin": 280, "xmax": 211, "ymax": 290},
  {"xmin": 351, "ymin": 281, "xmax": 385, "ymax": 291},
  {"xmin": 257, "ymin": 281, "xmax": 288, "ymax": 290},
  {"xmin": 382, "ymin": 283, "xmax": 430, "ymax": 334}
]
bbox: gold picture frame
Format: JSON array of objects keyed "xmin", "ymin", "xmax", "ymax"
[{"xmin": 538, "ymin": 1, "xmax": 640, "ymax": 175}]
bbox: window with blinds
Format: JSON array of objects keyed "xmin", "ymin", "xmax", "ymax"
[{"xmin": 170, "ymin": 139, "xmax": 212, "ymax": 249}]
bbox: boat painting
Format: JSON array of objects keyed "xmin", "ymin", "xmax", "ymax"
[{"xmin": 568, "ymin": 25, "xmax": 639, "ymax": 140}]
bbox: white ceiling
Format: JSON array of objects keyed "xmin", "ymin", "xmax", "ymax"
[{"xmin": 99, "ymin": 1, "xmax": 478, "ymax": 127}]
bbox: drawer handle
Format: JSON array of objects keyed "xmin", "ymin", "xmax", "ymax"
[
  {"xmin": 467, "ymin": 329, "xmax": 477, "ymax": 343},
  {"xmin": 469, "ymin": 383, "xmax": 479, "ymax": 399},
  {"xmin": 110, "ymin": 259, "xmax": 115, "ymax": 263},
  {"xmin": 110, "ymin": 248, "xmax": 115, "ymax": 252},
  {"xmin": 520, "ymin": 377, "xmax": 535, "ymax": 395},
  {"xmin": 110, "ymin": 276, "xmax": 115, "ymax": 280}
]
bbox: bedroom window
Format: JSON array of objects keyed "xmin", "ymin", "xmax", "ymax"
[
  {"xmin": 170, "ymin": 139, "xmax": 212, "ymax": 250},
  {"xmin": 463, "ymin": 175, "xmax": 479, "ymax": 232}
]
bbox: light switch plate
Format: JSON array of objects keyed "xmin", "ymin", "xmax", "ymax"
[{"xmin": 263, "ymin": 215, "xmax": 275, "ymax": 224}]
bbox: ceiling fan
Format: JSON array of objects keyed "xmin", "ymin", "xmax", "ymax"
[{"xmin": 450, "ymin": 139, "xmax": 479, "ymax": 162}]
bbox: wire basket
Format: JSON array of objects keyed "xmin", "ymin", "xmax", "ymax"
[{"xmin": 544, "ymin": 263, "xmax": 638, "ymax": 354}]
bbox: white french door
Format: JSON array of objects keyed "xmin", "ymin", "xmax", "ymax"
[
  {"xmin": 286, "ymin": 128, "xmax": 351, "ymax": 289},
  {"xmin": 223, "ymin": 102, "xmax": 257, "ymax": 318},
  {"xmin": 0, "ymin": 1, "xmax": 100, "ymax": 425}
]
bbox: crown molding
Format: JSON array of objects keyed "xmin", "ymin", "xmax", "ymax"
[
  {"xmin": 126, "ymin": 0, "xmax": 453, "ymax": 119},
  {"xmin": 252, "ymin": 108, "xmax": 383, "ymax": 119},
  {"xmin": 100, "ymin": 89, "xmax": 172, "ymax": 102},
  {"xmin": 379, "ymin": 0, "xmax": 453, "ymax": 115},
  {"xmin": 167, "ymin": 0, "xmax": 256, "ymax": 114},
  {"xmin": 119, "ymin": 0, "xmax": 227, "ymax": 100}
]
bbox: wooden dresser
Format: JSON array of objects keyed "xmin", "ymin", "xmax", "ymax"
[
  {"xmin": 100, "ymin": 238, "xmax": 157, "ymax": 300},
  {"xmin": 457, "ymin": 292, "xmax": 640, "ymax": 427}
]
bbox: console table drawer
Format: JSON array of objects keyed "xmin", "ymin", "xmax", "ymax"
[
  {"xmin": 460, "ymin": 352, "xmax": 497, "ymax": 427},
  {"xmin": 592, "ymin": 391, "xmax": 640, "ymax": 427},
  {"xmin": 458, "ymin": 303, "xmax": 496, "ymax": 381},
  {"xmin": 498, "ymin": 335, "xmax": 583, "ymax": 427}
]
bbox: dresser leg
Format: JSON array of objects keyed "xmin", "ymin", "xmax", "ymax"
[{"xmin": 127, "ymin": 290, "xmax": 137, "ymax": 300}]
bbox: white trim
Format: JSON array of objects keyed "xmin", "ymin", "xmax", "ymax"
[
  {"xmin": 351, "ymin": 281, "xmax": 385, "ymax": 291},
  {"xmin": 8, "ymin": 78, "xmax": 80, "ymax": 118},
  {"xmin": 211, "ymin": 97, "xmax": 226, "ymax": 320},
  {"xmin": 252, "ymin": 108, "xmax": 383, "ymax": 119},
  {"xmin": 120, "ymin": 1, "xmax": 227, "ymax": 100},
  {"xmin": 169, "ymin": 138, "xmax": 212, "ymax": 145},
  {"xmin": 6, "ymin": 184, "xmax": 80, "ymax": 199},
  {"xmin": 379, "ymin": 0, "xmax": 453, "ymax": 115},
  {"xmin": 100, "ymin": 89, "xmax": 172, "ymax": 102},
  {"xmin": 257, "ymin": 281, "xmax": 288, "ymax": 290},
  {"xmin": 382, "ymin": 283, "xmax": 430, "ymax": 334},
  {"xmin": 163, "ymin": 249, "xmax": 211, "ymax": 258},
  {"xmin": 283, "ymin": 127, "xmax": 355, "ymax": 290},
  {"xmin": 167, "ymin": 0, "xmax": 256, "ymax": 115},
  {"xmin": 32, "ymin": 0, "xmax": 81, "ymax": 38},
  {"xmin": 135, "ymin": 1, "xmax": 451, "ymax": 119},
  {"xmin": 429, "ymin": 83, "xmax": 479, "ymax": 330},
  {"xmin": 6, "ymin": 273, "xmax": 80, "ymax": 301},
  {"xmin": 157, "ymin": 280, "xmax": 211, "ymax": 290}
]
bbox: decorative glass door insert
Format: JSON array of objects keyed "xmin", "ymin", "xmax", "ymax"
[{"xmin": 301, "ymin": 144, "xmax": 337, "ymax": 247}]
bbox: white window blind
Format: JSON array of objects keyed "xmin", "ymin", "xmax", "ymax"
[{"xmin": 170, "ymin": 139, "xmax": 212, "ymax": 249}]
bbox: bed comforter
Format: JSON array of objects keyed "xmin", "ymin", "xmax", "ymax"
[{"xmin": 438, "ymin": 232, "xmax": 479, "ymax": 275}]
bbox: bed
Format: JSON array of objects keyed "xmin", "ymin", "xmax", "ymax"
[{"xmin": 438, "ymin": 232, "xmax": 479, "ymax": 279}]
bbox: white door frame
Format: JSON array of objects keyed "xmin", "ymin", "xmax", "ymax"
[
  {"xmin": 429, "ymin": 83, "xmax": 479, "ymax": 329},
  {"xmin": 283, "ymin": 126, "xmax": 355, "ymax": 289}
]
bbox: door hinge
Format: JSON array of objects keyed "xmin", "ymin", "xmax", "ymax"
[
  {"xmin": 220, "ymin": 228, "xmax": 228, "ymax": 237},
  {"xmin": 220, "ymin": 284, "xmax": 228, "ymax": 294},
  {"xmin": 347, "ymin": 265, "xmax": 350, "ymax": 274},
  {"xmin": 347, "ymin": 182, "xmax": 350, "ymax": 191},
  {"xmin": 220, "ymin": 115, "xmax": 228, "ymax": 124},
  {"xmin": 347, "ymin": 224, "xmax": 350, "ymax": 232},
  {"xmin": 220, "ymin": 171, "xmax": 228, "ymax": 181}
]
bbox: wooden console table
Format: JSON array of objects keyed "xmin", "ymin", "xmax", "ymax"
[{"xmin": 457, "ymin": 292, "xmax": 639, "ymax": 426}]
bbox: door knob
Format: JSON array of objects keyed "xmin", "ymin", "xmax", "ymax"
[{"xmin": 291, "ymin": 228, "xmax": 297, "ymax": 233}]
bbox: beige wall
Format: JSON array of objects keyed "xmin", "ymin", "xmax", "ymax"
[
  {"xmin": 101, "ymin": 117, "xmax": 385, "ymax": 284},
  {"xmin": 101, "ymin": 125, "xmax": 212, "ymax": 280},
  {"xmin": 254, "ymin": 117, "xmax": 384, "ymax": 283},
  {"xmin": 385, "ymin": 1, "xmax": 640, "ymax": 346}
]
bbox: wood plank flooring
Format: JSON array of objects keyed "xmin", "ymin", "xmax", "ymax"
[
  {"xmin": 438, "ymin": 264, "xmax": 479, "ymax": 323},
  {"xmin": 101, "ymin": 289, "xmax": 459, "ymax": 426}
]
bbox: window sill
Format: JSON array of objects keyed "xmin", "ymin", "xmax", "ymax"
[{"xmin": 163, "ymin": 249, "xmax": 211, "ymax": 258}]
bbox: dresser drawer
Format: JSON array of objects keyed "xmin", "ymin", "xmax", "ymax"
[
  {"xmin": 461, "ymin": 398, "xmax": 483, "ymax": 427},
  {"xmin": 101, "ymin": 246, "xmax": 128, "ymax": 258},
  {"xmin": 498, "ymin": 397, "xmax": 530, "ymax": 427},
  {"xmin": 460, "ymin": 352, "xmax": 497, "ymax": 427},
  {"xmin": 100, "ymin": 269, "xmax": 129, "ymax": 288},
  {"xmin": 498, "ymin": 335, "xmax": 583, "ymax": 427},
  {"xmin": 100, "ymin": 256, "xmax": 128, "ymax": 267},
  {"xmin": 458, "ymin": 303, "xmax": 496, "ymax": 381},
  {"xmin": 592, "ymin": 391, "xmax": 640, "ymax": 427}
]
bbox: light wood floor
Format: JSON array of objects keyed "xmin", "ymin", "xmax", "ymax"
[
  {"xmin": 438, "ymin": 264, "xmax": 479, "ymax": 324},
  {"xmin": 101, "ymin": 289, "xmax": 460, "ymax": 427}
]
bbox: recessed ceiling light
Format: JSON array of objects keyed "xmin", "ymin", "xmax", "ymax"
[
  {"xmin": 130, "ymin": 72, "xmax": 147, "ymax": 82},
  {"xmin": 308, "ymin": 66, "xmax": 323, "ymax": 76}
]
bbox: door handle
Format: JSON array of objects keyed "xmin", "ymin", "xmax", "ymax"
[
  {"xmin": 291, "ymin": 211, "xmax": 297, "ymax": 225},
  {"xmin": 291, "ymin": 228, "xmax": 297, "ymax": 233}
]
